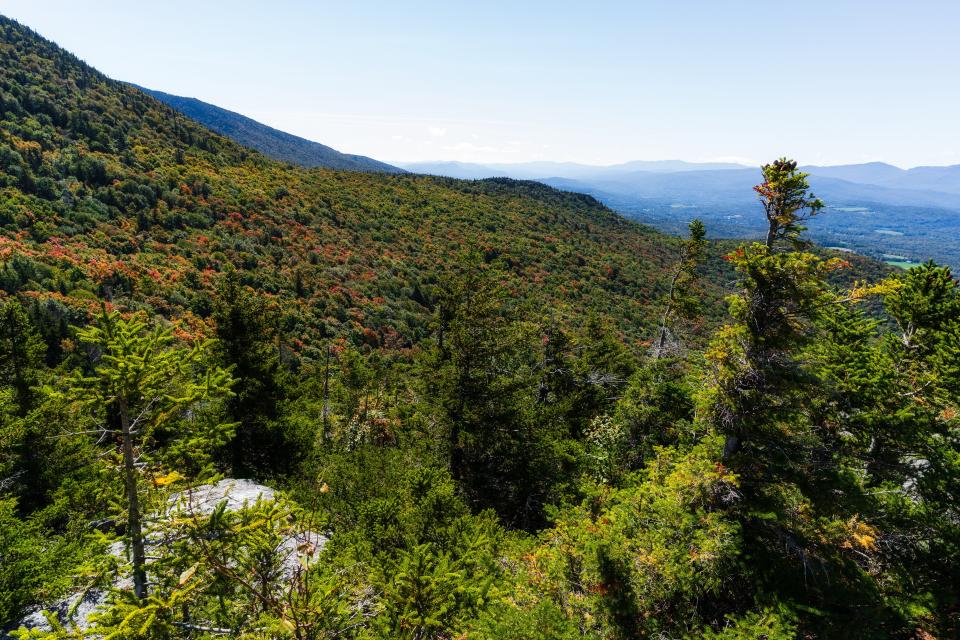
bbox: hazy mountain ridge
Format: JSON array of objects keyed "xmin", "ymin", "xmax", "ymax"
[
  {"xmin": 399, "ymin": 159, "xmax": 747, "ymax": 181},
  {"xmin": 135, "ymin": 86, "xmax": 404, "ymax": 174},
  {"xmin": 802, "ymin": 161, "xmax": 960, "ymax": 194},
  {"xmin": 402, "ymin": 159, "xmax": 960, "ymax": 195}
]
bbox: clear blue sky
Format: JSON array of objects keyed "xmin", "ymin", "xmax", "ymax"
[{"xmin": 2, "ymin": 0, "xmax": 958, "ymax": 167}]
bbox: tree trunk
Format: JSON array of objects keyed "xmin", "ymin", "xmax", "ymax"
[
  {"xmin": 765, "ymin": 218, "xmax": 777, "ymax": 248},
  {"xmin": 654, "ymin": 247, "xmax": 685, "ymax": 360},
  {"xmin": 722, "ymin": 433, "xmax": 740, "ymax": 463},
  {"xmin": 119, "ymin": 396, "xmax": 148, "ymax": 599},
  {"xmin": 654, "ymin": 325, "xmax": 669, "ymax": 360}
]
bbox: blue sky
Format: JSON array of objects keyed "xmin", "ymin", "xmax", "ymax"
[{"xmin": 1, "ymin": 0, "xmax": 958, "ymax": 167}]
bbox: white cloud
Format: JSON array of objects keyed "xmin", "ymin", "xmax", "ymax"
[{"xmin": 428, "ymin": 126, "xmax": 448, "ymax": 138}]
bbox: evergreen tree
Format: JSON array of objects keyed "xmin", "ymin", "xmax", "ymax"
[
  {"xmin": 566, "ymin": 314, "xmax": 637, "ymax": 437},
  {"xmin": 707, "ymin": 160, "xmax": 834, "ymax": 463},
  {"xmin": 754, "ymin": 158, "xmax": 824, "ymax": 248},
  {"xmin": 702, "ymin": 160, "xmax": 896, "ymax": 635},
  {"xmin": 422, "ymin": 267, "xmax": 549, "ymax": 526},
  {"xmin": 66, "ymin": 310, "xmax": 233, "ymax": 599},
  {"xmin": 212, "ymin": 271, "xmax": 289, "ymax": 477},
  {"xmin": 0, "ymin": 299, "xmax": 44, "ymax": 417},
  {"xmin": 0, "ymin": 300, "xmax": 49, "ymax": 510},
  {"xmin": 878, "ymin": 263, "xmax": 960, "ymax": 628},
  {"xmin": 612, "ymin": 356, "xmax": 697, "ymax": 469}
]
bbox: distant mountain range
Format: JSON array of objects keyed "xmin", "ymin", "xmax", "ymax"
[
  {"xmin": 397, "ymin": 160, "xmax": 960, "ymax": 269},
  {"xmin": 800, "ymin": 162, "xmax": 960, "ymax": 195},
  {"xmin": 135, "ymin": 86, "xmax": 403, "ymax": 173},
  {"xmin": 398, "ymin": 160, "xmax": 960, "ymax": 202},
  {"xmin": 541, "ymin": 168, "xmax": 960, "ymax": 212},
  {"xmin": 399, "ymin": 159, "xmax": 747, "ymax": 181}
]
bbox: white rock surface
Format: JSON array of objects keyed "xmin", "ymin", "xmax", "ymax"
[{"xmin": 168, "ymin": 478, "xmax": 277, "ymax": 516}]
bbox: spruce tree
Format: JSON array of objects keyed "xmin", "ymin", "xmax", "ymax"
[
  {"xmin": 67, "ymin": 310, "xmax": 233, "ymax": 599},
  {"xmin": 212, "ymin": 271, "xmax": 287, "ymax": 476},
  {"xmin": 702, "ymin": 160, "xmax": 894, "ymax": 634},
  {"xmin": 0, "ymin": 300, "xmax": 48, "ymax": 510},
  {"xmin": 0, "ymin": 300, "xmax": 44, "ymax": 417}
]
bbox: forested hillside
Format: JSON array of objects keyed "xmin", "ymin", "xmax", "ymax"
[
  {"xmin": 1, "ymin": 15, "xmax": 958, "ymax": 640},
  {"xmin": 0, "ymin": 16, "xmax": 740, "ymax": 354}
]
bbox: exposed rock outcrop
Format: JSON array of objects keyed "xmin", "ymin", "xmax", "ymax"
[{"xmin": 8, "ymin": 479, "xmax": 326, "ymax": 636}]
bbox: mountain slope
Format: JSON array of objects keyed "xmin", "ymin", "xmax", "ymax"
[
  {"xmin": 135, "ymin": 86, "xmax": 403, "ymax": 173},
  {"xmin": 0, "ymin": 15, "xmax": 734, "ymax": 354}
]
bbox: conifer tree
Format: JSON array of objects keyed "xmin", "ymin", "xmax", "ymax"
[
  {"xmin": 700, "ymin": 160, "xmax": 894, "ymax": 633},
  {"xmin": 755, "ymin": 158, "xmax": 823, "ymax": 249},
  {"xmin": 707, "ymin": 159, "xmax": 834, "ymax": 463},
  {"xmin": 430, "ymin": 272, "xmax": 518, "ymax": 480},
  {"xmin": 212, "ymin": 271, "xmax": 287, "ymax": 476},
  {"xmin": 423, "ymin": 267, "xmax": 550, "ymax": 526},
  {"xmin": 0, "ymin": 300, "xmax": 48, "ymax": 509},
  {"xmin": 66, "ymin": 310, "xmax": 233, "ymax": 599},
  {"xmin": 0, "ymin": 300, "xmax": 44, "ymax": 417},
  {"xmin": 880, "ymin": 263, "xmax": 960, "ymax": 627}
]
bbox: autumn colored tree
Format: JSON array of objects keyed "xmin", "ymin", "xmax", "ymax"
[{"xmin": 755, "ymin": 157, "xmax": 824, "ymax": 248}]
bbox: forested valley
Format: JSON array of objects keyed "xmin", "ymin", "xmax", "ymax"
[{"xmin": 0, "ymin": 15, "xmax": 958, "ymax": 640}]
